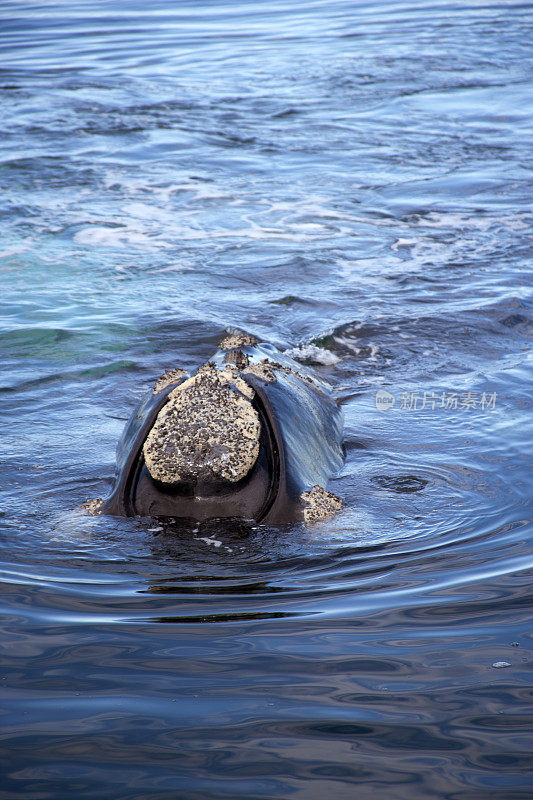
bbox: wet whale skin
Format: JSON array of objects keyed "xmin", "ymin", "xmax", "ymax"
[{"xmin": 101, "ymin": 343, "xmax": 344, "ymax": 523}]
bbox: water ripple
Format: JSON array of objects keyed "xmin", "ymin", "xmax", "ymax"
[{"xmin": 1, "ymin": 1, "xmax": 532, "ymax": 798}]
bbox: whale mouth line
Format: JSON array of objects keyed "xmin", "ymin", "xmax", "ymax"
[{"xmin": 131, "ymin": 379, "xmax": 281, "ymax": 524}]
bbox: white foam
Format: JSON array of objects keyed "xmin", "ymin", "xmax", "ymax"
[
  {"xmin": 391, "ymin": 238, "xmax": 417, "ymax": 251},
  {"xmin": 0, "ymin": 243, "xmax": 29, "ymax": 258},
  {"xmin": 420, "ymin": 211, "xmax": 493, "ymax": 231},
  {"xmin": 196, "ymin": 537, "xmax": 222, "ymax": 548},
  {"xmin": 74, "ymin": 226, "xmax": 172, "ymax": 249},
  {"xmin": 332, "ymin": 336, "xmax": 380, "ymax": 361},
  {"xmin": 287, "ymin": 344, "xmax": 340, "ymax": 365}
]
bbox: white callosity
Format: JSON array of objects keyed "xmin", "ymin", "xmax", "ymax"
[
  {"xmin": 219, "ymin": 333, "xmax": 259, "ymax": 350},
  {"xmin": 243, "ymin": 361, "xmax": 276, "ymax": 383},
  {"xmin": 153, "ymin": 368, "xmax": 189, "ymax": 395},
  {"xmin": 143, "ymin": 362, "xmax": 260, "ymax": 485},
  {"xmin": 301, "ymin": 485, "xmax": 343, "ymax": 523},
  {"xmin": 82, "ymin": 498, "xmax": 104, "ymax": 515}
]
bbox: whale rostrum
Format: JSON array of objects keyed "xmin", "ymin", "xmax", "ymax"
[
  {"xmin": 86, "ymin": 335, "xmax": 344, "ymax": 524},
  {"xmin": 143, "ymin": 364, "xmax": 261, "ymax": 485}
]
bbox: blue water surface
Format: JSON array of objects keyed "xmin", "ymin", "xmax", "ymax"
[{"xmin": 1, "ymin": 1, "xmax": 532, "ymax": 798}]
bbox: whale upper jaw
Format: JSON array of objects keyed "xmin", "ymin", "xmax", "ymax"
[{"xmin": 89, "ymin": 335, "xmax": 344, "ymax": 524}]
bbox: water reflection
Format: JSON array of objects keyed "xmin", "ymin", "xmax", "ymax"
[{"xmin": 1, "ymin": 0, "xmax": 532, "ymax": 797}]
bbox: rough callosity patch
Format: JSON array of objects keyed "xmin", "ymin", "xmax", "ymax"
[
  {"xmin": 143, "ymin": 364, "xmax": 261, "ymax": 484},
  {"xmin": 82, "ymin": 498, "xmax": 104, "ymax": 515},
  {"xmin": 243, "ymin": 360, "xmax": 276, "ymax": 383},
  {"xmin": 219, "ymin": 332, "xmax": 259, "ymax": 350},
  {"xmin": 153, "ymin": 368, "xmax": 188, "ymax": 395},
  {"xmin": 224, "ymin": 348, "xmax": 250, "ymax": 370},
  {"xmin": 201, "ymin": 361, "xmax": 255, "ymax": 400},
  {"xmin": 301, "ymin": 485, "xmax": 343, "ymax": 522}
]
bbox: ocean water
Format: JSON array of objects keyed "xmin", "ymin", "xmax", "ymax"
[{"xmin": 1, "ymin": 1, "xmax": 532, "ymax": 798}]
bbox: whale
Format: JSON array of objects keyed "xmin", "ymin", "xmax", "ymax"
[{"xmin": 89, "ymin": 334, "xmax": 344, "ymax": 524}]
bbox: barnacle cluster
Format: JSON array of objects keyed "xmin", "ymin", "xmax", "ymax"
[{"xmin": 143, "ymin": 362, "xmax": 260, "ymax": 484}]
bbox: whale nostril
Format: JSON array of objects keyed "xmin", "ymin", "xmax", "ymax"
[{"xmin": 143, "ymin": 365, "xmax": 261, "ymax": 485}]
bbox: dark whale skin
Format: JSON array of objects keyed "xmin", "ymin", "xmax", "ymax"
[{"xmin": 100, "ymin": 343, "xmax": 344, "ymax": 523}]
